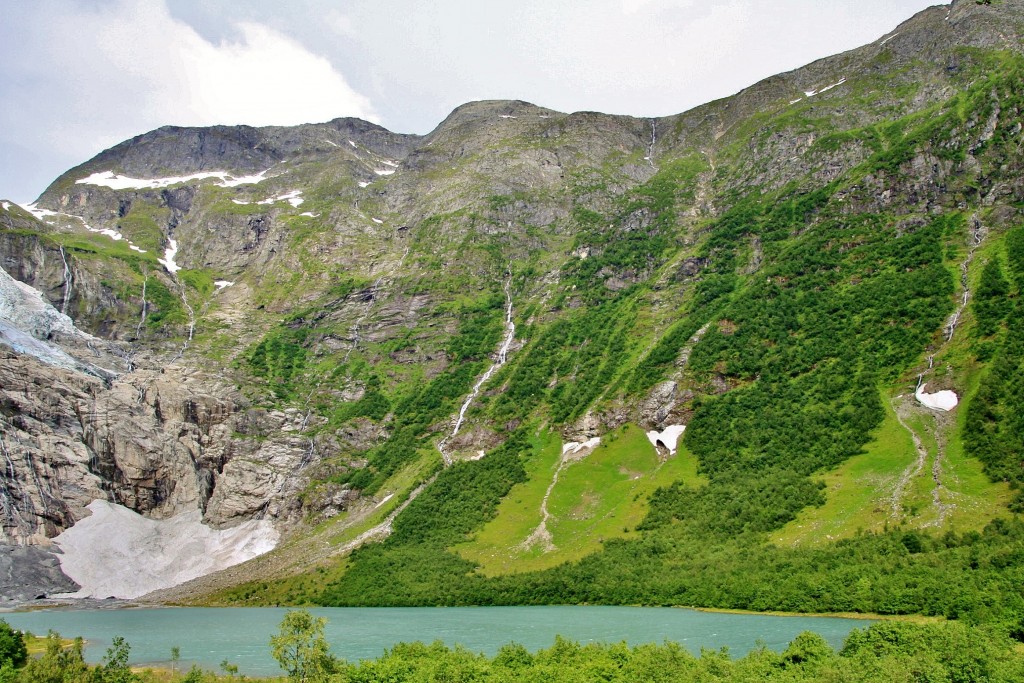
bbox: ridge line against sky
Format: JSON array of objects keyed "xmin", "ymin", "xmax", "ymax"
[{"xmin": 0, "ymin": 0, "xmax": 937, "ymax": 203}]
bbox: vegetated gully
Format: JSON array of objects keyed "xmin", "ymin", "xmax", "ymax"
[
  {"xmin": 338, "ymin": 270, "xmax": 517, "ymax": 552},
  {"xmin": 889, "ymin": 213, "xmax": 985, "ymax": 526}
]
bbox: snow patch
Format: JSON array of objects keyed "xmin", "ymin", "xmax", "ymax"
[
  {"xmin": 20, "ymin": 203, "xmax": 58, "ymax": 221},
  {"xmin": 257, "ymin": 189, "xmax": 303, "ymax": 207},
  {"xmin": 20, "ymin": 203, "xmax": 147, "ymax": 253},
  {"xmin": 804, "ymin": 78, "xmax": 847, "ymax": 98},
  {"xmin": 499, "ymin": 115, "xmax": 518, "ymax": 119},
  {"xmin": 348, "ymin": 140, "xmax": 357, "ymax": 148},
  {"xmin": 214, "ymin": 280, "xmax": 234, "ymax": 290},
  {"xmin": 646, "ymin": 425, "xmax": 686, "ymax": 455},
  {"xmin": 374, "ymin": 169, "xmax": 395, "ymax": 176},
  {"xmin": 232, "ymin": 199, "xmax": 250, "ymax": 205},
  {"xmin": 300, "ymin": 212, "xmax": 319, "ymax": 218},
  {"xmin": 76, "ymin": 169, "xmax": 271, "ymax": 190},
  {"xmin": 562, "ymin": 436, "xmax": 602, "ymax": 457},
  {"xmin": 371, "ymin": 218, "xmax": 384, "ymax": 224},
  {"xmin": 53, "ymin": 500, "xmax": 278, "ymax": 599},
  {"xmin": 358, "ymin": 181, "xmax": 370, "ymax": 188},
  {"xmin": 789, "ymin": 98, "xmax": 803, "ymax": 105},
  {"xmin": 915, "ymin": 383, "xmax": 958, "ymax": 411},
  {"xmin": 323, "ymin": 139, "xmax": 339, "ymax": 148},
  {"xmin": 158, "ymin": 239, "xmax": 181, "ymax": 274},
  {"xmin": 1, "ymin": 202, "xmax": 9, "ymax": 211},
  {"xmin": 879, "ymin": 32, "xmax": 900, "ymax": 46}
]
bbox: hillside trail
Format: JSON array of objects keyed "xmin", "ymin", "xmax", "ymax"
[
  {"xmin": 438, "ymin": 271, "xmax": 516, "ymax": 465},
  {"xmin": 520, "ymin": 438, "xmax": 601, "ymax": 553},
  {"xmin": 888, "ymin": 213, "xmax": 985, "ymax": 526}
]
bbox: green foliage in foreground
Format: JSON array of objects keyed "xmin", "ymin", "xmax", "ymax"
[
  {"xmin": 338, "ymin": 621, "xmax": 1024, "ymax": 683},
  {"xmin": 0, "ymin": 621, "xmax": 27, "ymax": 669},
  {"xmin": 15, "ymin": 616, "xmax": 1024, "ymax": 683}
]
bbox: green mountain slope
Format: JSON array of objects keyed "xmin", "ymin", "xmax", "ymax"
[{"xmin": 2, "ymin": 0, "xmax": 1023, "ymax": 638}]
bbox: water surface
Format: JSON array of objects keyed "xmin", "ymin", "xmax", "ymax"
[{"xmin": 3, "ymin": 606, "xmax": 873, "ymax": 676}]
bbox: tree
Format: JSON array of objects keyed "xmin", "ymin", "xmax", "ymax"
[
  {"xmin": 0, "ymin": 621, "xmax": 26, "ymax": 669},
  {"xmin": 269, "ymin": 610, "xmax": 337, "ymax": 683},
  {"xmin": 92, "ymin": 637, "xmax": 137, "ymax": 683},
  {"xmin": 18, "ymin": 632, "xmax": 89, "ymax": 683}
]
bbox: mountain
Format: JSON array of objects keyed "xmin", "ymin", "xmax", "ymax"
[{"xmin": 1, "ymin": 0, "xmax": 1022, "ymax": 623}]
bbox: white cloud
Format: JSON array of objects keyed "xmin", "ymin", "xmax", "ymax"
[
  {"xmin": 0, "ymin": 0, "xmax": 376, "ymax": 200},
  {"xmin": 83, "ymin": 0, "xmax": 377, "ymax": 128}
]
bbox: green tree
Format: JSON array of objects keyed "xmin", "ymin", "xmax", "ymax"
[
  {"xmin": 92, "ymin": 637, "xmax": 137, "ymax": 683},
  {"xmin": 18, "ymin": 632, "xmax": 89, "ymax": 683},
  {"xmin": 974, "ymin": 256, "xmax": 1011, "ymax": 336},
  {"xmin": 269, "ymin": 610, "xmax": 337, "ymax": 683},
  {"xmin": 0, "ymin": 621, "xmax": 26, "ymax": 669}
]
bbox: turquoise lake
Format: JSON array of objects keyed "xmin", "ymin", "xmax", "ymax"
[{"xmin": 2, "ymin": 606, "xmax": 874, "ymax": 676}]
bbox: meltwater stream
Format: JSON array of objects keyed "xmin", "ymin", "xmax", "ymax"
[{"xmin": 2, "ymin": 606, "xmax": 874, "ymax": 676}]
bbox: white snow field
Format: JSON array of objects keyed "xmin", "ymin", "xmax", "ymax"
[
  {"xmin": 646, "ymin": 424, "xmax": 686, "ymax": 455},
  {"xmin": 915, "ymin": 383, "xmax": 959, "ymax": 411},
  {"xmin": 76, "ymin": 169, "xmax": 271, "ymax": 190},
  {"xmin": 53, "ymin": 500, "xmax": 278, "ymax": 599}
]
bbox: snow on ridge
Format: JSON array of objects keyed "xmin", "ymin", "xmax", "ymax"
[
  {"xmin": 879, "ymin": 32, "xmax": 900, "ymax": 47},
  {"xmin": 804, "ymin": 78, "xmax": 847, "ymax": 98},
  {"xmin": 20, "ymin": 203, "xmax": 147, "ymax": 253},
  {"xmin": 76, "ymin": 169, "xmax": 271, "ymax": 190},
  {"xmin": 159, "ymin": 239, "xmax": 181, "ymax": 274},
  {"xmin": 1, "ymin": 202, "xmax": 9, "ymax": 211},
  {"xmin": 20, "ymin": 202, "xmax": 58, "ymax": 221},
  {"xmin": 53, "ymin": 500, "xmax": 278, "ymax": 600},
  {"xmin": 646, "ymin": 425, "xmax": 686, "ymax": 456}
]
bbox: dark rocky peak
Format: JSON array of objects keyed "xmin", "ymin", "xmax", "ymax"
[{"xmin": 36, "ymin": 118, "xmax": 419, "ymax": 206}]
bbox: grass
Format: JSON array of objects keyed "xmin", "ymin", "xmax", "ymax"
[
  {"xmin": 772, "ymin": 385, "xmax": 1011, "ymax": 547},
  {"xmin": 455, "ymin": 423, "xmax": 705, "ymax": 575}
]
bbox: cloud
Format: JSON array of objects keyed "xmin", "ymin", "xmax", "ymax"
[{"xmin": 0, "ymin": 0, "xmax": 376, "ymax": 200}]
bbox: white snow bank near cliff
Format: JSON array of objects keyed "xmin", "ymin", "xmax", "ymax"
[
  {"xmin": 76, "ymin": 170, "xmax": 271, "ymax": 190},
  {"xmin": 54, "ymin": 500, "xmax": 278, "ymax": 599},
  {"xmin": 646, "ymin": 425, "xmax": 686, "ymax": 455},
  {"xmin": 915, "ymin": 383, "xmax": 958, "ymax": 411}
]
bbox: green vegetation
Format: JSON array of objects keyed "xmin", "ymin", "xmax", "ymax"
[
  {"xmin": 0, "ymin": 621, "xmax": 27, "ymax": 669},
  {"xmin": 270, "ymin": 610, "xmax": 337, "ymax": 682},
  {"xmin": 12, "ymin": 614, "xmax": 1024, "ymax": 682},
  {"xmin": 455, "ymin": 424, "xmax": 705, "ymax": 574}
]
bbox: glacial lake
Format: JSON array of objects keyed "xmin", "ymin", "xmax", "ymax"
[{"xmin": 2, "ymin": 606, "xmax": 874, "ymax": 676}]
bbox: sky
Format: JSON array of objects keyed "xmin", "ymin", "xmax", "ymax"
[{"xmin": 0, "ymin": 0, "xmax": 940, "ymax": 204}]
